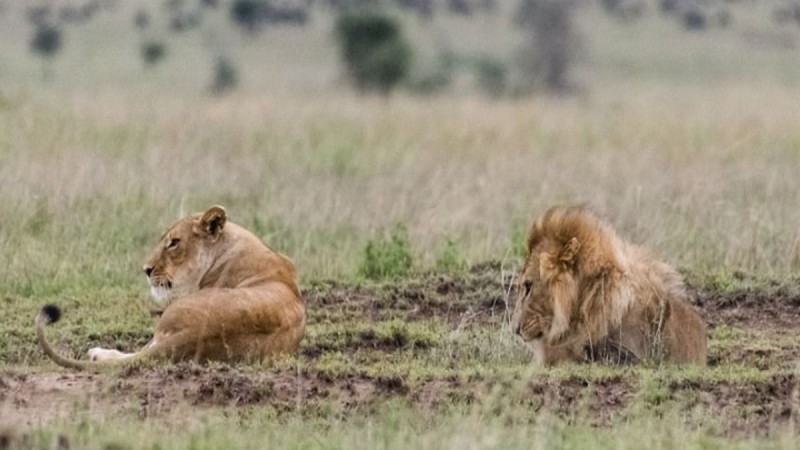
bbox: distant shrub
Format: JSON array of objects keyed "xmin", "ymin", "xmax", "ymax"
[
  {"xmin": 141, "ymin": 40, "xmax": 166, "ymax": 66},
  {"xmin": 163, "ymin": 0, "xmax": 186, "ymax": 13},
  {"xmin": 715, "ymin": 9, "xmax": 731, "ymax": 28},
  {"xmin": 335, "ymin": 13, "xmax": 412, "ymax": 94},
  {"xmin": 479, "ymin": 0, "xmax": 497, "ymax": 14},
  {"xmin": 210, "ymin": 56, "xmax": 239, "ymax": 94},
  {"xmin": 515, "ymin": 0, "xmax": 580, "ymax": 93},
  {"xmin": 395, "ymin": 0, "xmax": 434, "ymax": 20},
  {"xmin": 448, "ymin": 0, "xmax": 473, "ymax": 16},
  {"xmin": 264, "ymin": 5, "xmax": 308, "ymax": 26},
  {"xmin": 59, "ymin": 5, "xmax": 93, "ymax": 25},
  {"xmin": 435, "ymin": 239, "xmax": 466, "ymax": 273},
  {"xmin": 169, "ymin": 13, "xmax": 201, "ymax": 32},
  {"xmin": 682, "ymin": 8, "xmax": 706, "ymax": 31},
  {"xmin": 231, "ymin": 0, "xmax": 264, "ymax": 33},
  {"xmin": 474, "ymin": 56, "xmax": 507, "ymax": 98},
  {"xmin": 230, "ymin": 0, "xmax": 308, "ymax": 32},
  {"xmin": 405, "ymin": 53, "xmax": 454, "ymax": 95},
  {"xmin": 773, "ymin": 3, "xmax": 800, "ymax": 26},
  {"xmin": 26, "ymin": 6, "xmax": 51, "ymax": 27},
  {"xmin": 659, "ymin": 0, "xmax": 677, "ymax": 13},
  {"xmin": 134, "ymin": 10, "xmax": 150, "ymax": 29},
  {"xmin": 359, "ymin": 226, "xmax": 414, "ymax": 279},
  {"xmin": 600, "ymin": 0, "xmax": 644, "ymax": 23},
  {"xmin": 30, "ymin": 24, "xmax": 62, "ymax": 59},
  {"xmin": 406, "ymin": 69, "xmax": 451, "ymax": 95}
]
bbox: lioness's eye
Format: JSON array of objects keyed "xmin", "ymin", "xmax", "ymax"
[{"xmin": 167, "ymin": 238, "xmax": 180, "ymax": 249}]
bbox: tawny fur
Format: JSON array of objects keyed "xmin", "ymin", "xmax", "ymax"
[
  {"xmin": 37, "ymin": 206, "xmax": 306, "ymax": 370},
  {"xmin": 511, "ymin": 205, "xmax": 707, "ymax": 366}
]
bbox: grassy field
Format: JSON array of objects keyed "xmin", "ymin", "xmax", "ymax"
[{"xmin": 2, "ymin": 1, "xmax": 800, "ymax": 449}]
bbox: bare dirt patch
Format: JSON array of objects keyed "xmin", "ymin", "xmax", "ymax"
[
  {"xmin": 1, "ymin": 366, "xmax": 795, "ymax": 436},
  {"xmin": 694, "ymin": 287, "xmax": 800, "ymax": 329}
]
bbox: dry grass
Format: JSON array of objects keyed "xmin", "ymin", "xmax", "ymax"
[{"xmin": 2, "ymin": 84, "xmax": 800, "ymax": 285}]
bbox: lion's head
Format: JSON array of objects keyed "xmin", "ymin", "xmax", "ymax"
[
  {"xmin": 511, "ymin": 206, "xmax": 627, "ymax": 361},
  {"xmin": 511, "ymin": 236, "xmax": 580, "ymax": 348},
  {"xmin": 143, "ymin": 205, "xmax": 227, "ymax": 306}
]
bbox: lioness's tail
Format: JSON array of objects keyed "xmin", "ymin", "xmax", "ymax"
[
  {"xmin": 36, "ymin": 304, "xmax": 161, "ymax": 371},
  {"xmin": 36, "ymin": 304, "xmax": 100, "ymax": 370}
]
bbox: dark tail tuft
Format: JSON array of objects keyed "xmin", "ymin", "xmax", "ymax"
[{"xmin": 41, "ymin": 304, "xmax": 62, "ymax": 324}]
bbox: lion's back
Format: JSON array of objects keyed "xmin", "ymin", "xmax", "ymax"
[{"xmin": 624, "ymin": 244, "xmax": 708, "ymax": 365}]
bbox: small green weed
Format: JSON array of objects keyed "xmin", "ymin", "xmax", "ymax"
[
  {"xmin": 435, "ymin": 239, "xmax": 466, "ymax": 273},
  {"xmin": 358, "ymin": 225, "xmax": 414, "ymax": 280}
]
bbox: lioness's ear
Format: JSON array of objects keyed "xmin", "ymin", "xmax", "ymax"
[
  {"xmin": 558, "ymin": 237, "xmax": 580, "ymax": 264},
  {"xmin": 198, "ymin": 205, "xmax": 227, "ymax": 239}
]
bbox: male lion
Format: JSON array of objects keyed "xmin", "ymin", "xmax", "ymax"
[
  {"xmin": 511, "ymin": 206, "xmax": 706, "ymax": 366},
  {"xmin": 36, "ymin": 206, "xmax": 306, "ymax": 369}
]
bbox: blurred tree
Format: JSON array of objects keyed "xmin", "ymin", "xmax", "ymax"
[
  {"xmin": 335, "ymin": 12, "xmax": 412, "ymax": 94},
  {"xmin": 659, "ymin": 0, "xmax": 677, "ymax": 13},
  {"xmin": 395, "ymin": 0, "xmax": 434, "ymax": 21},
  {"xmin": 134, "ymin": 9, "xmax": 150, "ymax": 29},
  {"xmin": 210, "ymin": 56, "xmax": 239, "ymax": 94},
  {"xmin": 30, "ymin": 24, "xmax": 62, "ymax": 81},
  {"xmin": 773, "ymin": 2, "xmax": 800, "ymax": 27},
  {"xmin": 169, "ymin": 12, "xmax": 201, "ymax": 32},
  {"xmin": 231, "ymin": 0, "xmax": 264, "ymax": 33},
  {"xmin": 682, "ymin": 7, "xmax": 706, "ymax": 30},
  {"xmin": 516, "ymin": 0, "xmax": 580, "ymax": 93},
  {"xmin": 600, "ymin": 0, "xmax": 644, "ymax": 23},
  {"xmin": 230, "ymin": 0, "xmax": 308, "ymax": 33},
  {"xmin": 141, "ymin": 40, "xmax": 167, "ymax": 66},
  {"xmin": 26, "ymin": 5, "xmax": 52, "ymax": 27},
  {"xmin": 448, "ymin": 0, "xmax": 473, "ymax": 16},
  {"xmin": 475, "ymin": 56, "xmax": 507, "ymax": 98},
  {"xmin": 163, "ymin": 0, "xmax": 186, "ymax": 13}
]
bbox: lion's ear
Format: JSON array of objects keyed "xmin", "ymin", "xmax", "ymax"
[
  {"xmin": 538, "ymin": 252, "xmax": 558, "ymax": 280},
  {"xmin": 198, "ymin": 205, "xmax": 227, "ymax": 239},
  {"xmin": 558, "ymin": 237, "xmax": 580, "ymax": 264}
]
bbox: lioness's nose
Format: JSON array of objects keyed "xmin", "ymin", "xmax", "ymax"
[
  {"xmin": 512, "ymin": 323, "xmax": 521, "ymax": 336},
  {"xmin": 143, "ymin": 266, "xmax": 153, "ymax": 278}
]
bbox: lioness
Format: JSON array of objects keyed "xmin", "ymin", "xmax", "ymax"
[
  {"xmin": 37, "ymin": 206, "xmax": 306, "ymax": 369},
  {"xmin": 511, "ymin": 205, "xmax": 707, "ymax": 366}
]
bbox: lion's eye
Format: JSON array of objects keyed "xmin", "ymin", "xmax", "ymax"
[
  {"xmin": 167, "ymin": 238, "xmax": 180, "ymax": 250},
  {"xmin": 522, "ymin": 281, "xmax": 533, "ymax": 296}
]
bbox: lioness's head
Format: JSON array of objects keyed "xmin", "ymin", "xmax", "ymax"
[
  {"xmin": 511, "ymin": 236, "xmax": 580, "ymax": 348},
  {"xmin": 143, "ymin": 205, "xmax": 227, "ymax": 306}
]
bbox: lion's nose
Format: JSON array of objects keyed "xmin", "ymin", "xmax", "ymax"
[
  {"xmin": 143, "ymin": 266, "xmax": 153, "ymax": 278},
  {"xmin": 513, "ymin": 323, "xmax": 521, "ymax": 336}
]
